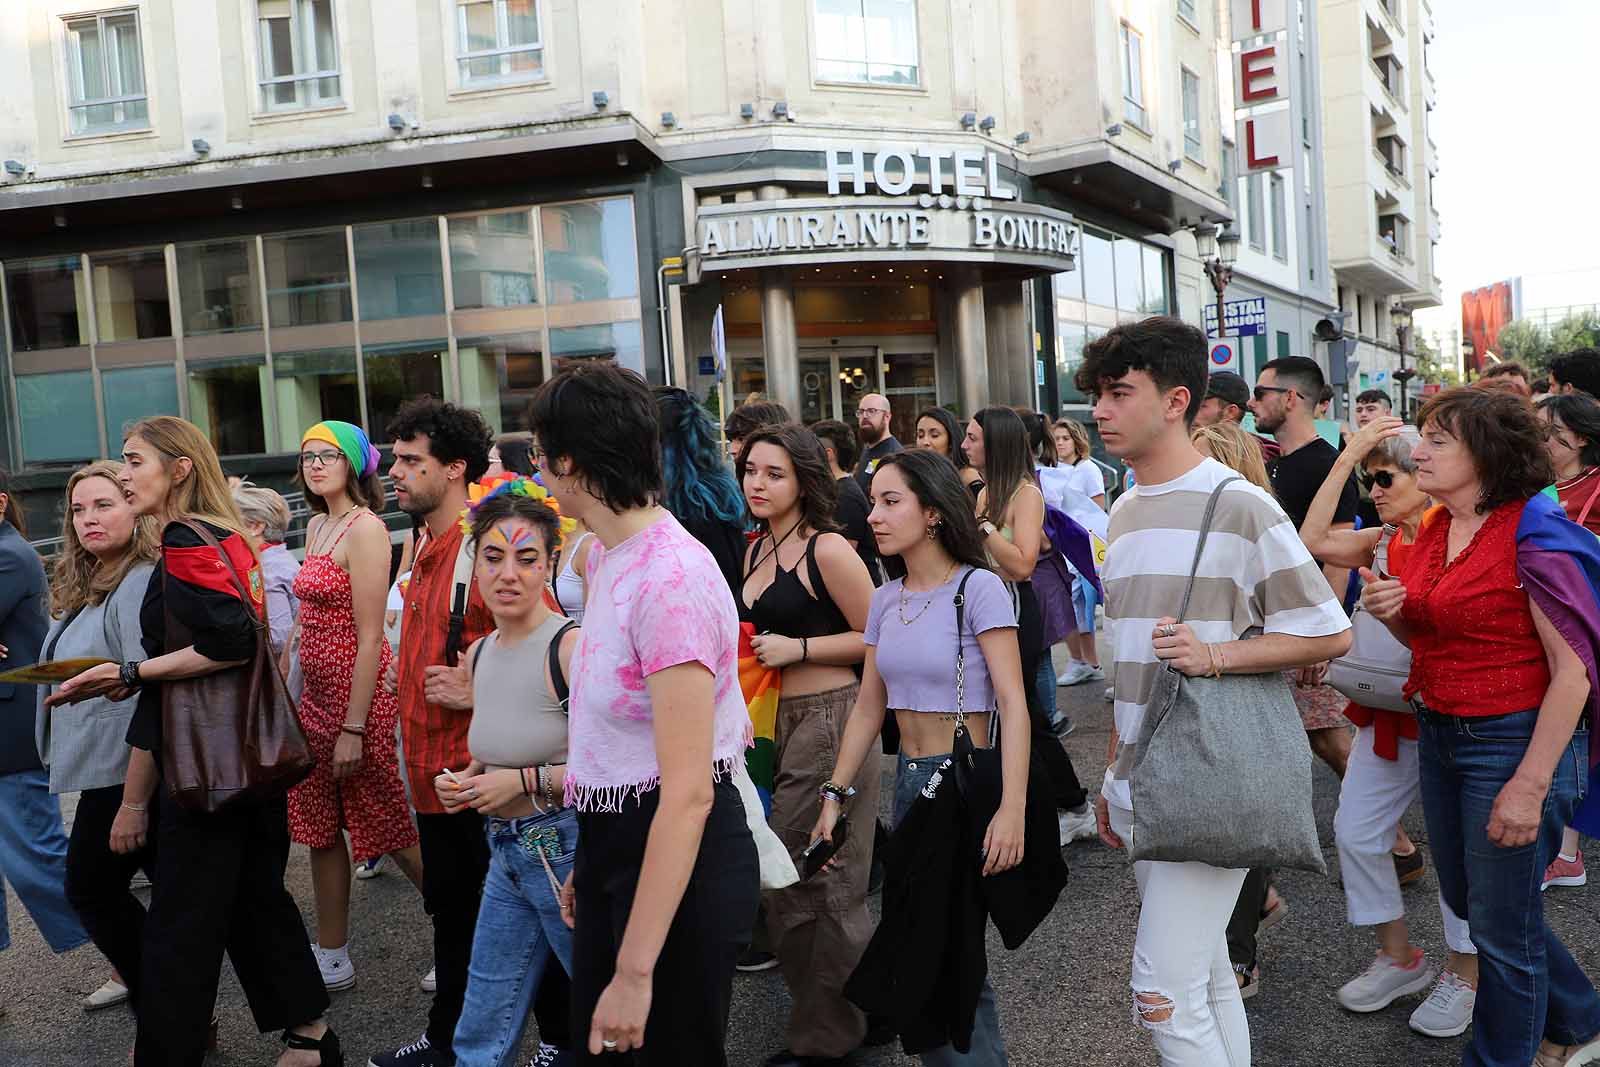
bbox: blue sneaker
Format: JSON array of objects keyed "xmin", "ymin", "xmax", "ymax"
[{"xmin": 355, "ymin": 855, "xmax": 387, "ymax": 880}]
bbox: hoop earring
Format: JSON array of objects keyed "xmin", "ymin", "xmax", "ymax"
[{"xmin": 926, "ymin": 522, "xmax": 939, "ymax": 541}]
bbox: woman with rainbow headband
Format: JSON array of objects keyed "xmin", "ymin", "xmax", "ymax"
[
  {"xmin": 431, "ymin": 475, "xmax": 585, "ymax": 1067},
  {"xmin": 290, "ymin": 420, "xmax": 424, "ymax": 993}
]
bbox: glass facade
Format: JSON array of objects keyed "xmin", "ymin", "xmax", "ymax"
[
  {"xmin": 1, "ymin": 195, "xmax": 644, "ymax": 466},
  {"xmin": 1053, "ymin": 225, "xmax": 1172, "ymax": 408}
]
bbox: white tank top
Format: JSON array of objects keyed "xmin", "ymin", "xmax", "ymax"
[{"xmin": 555, "ymin": 531, "xmax": 591, "ymax": 623}]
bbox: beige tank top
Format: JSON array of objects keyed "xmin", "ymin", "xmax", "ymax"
[{"xmin": 467, "ymin": 614, "xmax": 571, "ymax": 770}]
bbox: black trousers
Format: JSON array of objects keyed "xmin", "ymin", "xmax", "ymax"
[
  {"xmin": 66, "ymin": 784, "xmax": 158, "ymax": 1012},
  {"xmin": 1227, "ymin": 867, "xmax": 1272, "ymax": 970},
  {"xmin": 134, "ymin": 791, "xmax": 328, "ymax": 1067},
  {"xmin": 572, "ymin": 780, "xmax": 759, "ymax": 1065},
  {"xmin": 417, "ymin": 809, "xmax": 491, "ymax": 1055},
  {"xmin": 1016, "ymin": 581, "xmax": 1088, "ymax": 812},
  {"xmin": 534, "ymin": 948, "xmax": 572, "ymax": 1046}
]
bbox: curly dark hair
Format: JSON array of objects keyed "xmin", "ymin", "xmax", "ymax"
[
  {"xmin": 737, "ymin": 424, "xmax": 841, "ymax": 535},
  {"xmin": 1548, "ymin": 348, "xmax": 1600, "ymax": 398},
  {"xmin": 1075, "ymin": 316, "xmax": 1208, "ymax": 426},
  {"xmin": 467, "ymin": 487, "xmax": 562, "ymax": 557},
  {"xmin": 495, "ymin": 433, "xmax": 537, "ymax": 477},
  {"xmin": 1417, "ymin": 386, "xmax": 1554, "ymax": 514},
  {"xmin": 386, "ymin": 399, "xmax": 493, "ymax": 483},
  {"xmin": 723, "ymin": 401, "xmax": 793, "ymax": 442},
  {"xmin": 871, "ymin": 449, "xmax": 990, "ymax": 572},
  {"xmin": 529, "ymin": 362, "xmax": 662, "ymax": 512}
]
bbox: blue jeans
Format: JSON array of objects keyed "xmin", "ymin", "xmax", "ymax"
[
  {"xmin": 454, "ymin": 806, "xmax": 579, "ymax": 1067},
  {"xmin": 895, "ymin": 753, "xmax": 1008, "ymax": 1067},
  {"xmin": 1417, "ymin": 708, "xmax": 1600, "ymax": 1066},
  {"xmin": 1035, "ymin": 655, "xmax": 1060, "ymax": 728},
  {"xmin": 0, "ymin": 767, "xmax": 89, "ymax": 954}
]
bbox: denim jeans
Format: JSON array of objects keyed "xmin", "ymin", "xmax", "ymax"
[
  {"xmin": 1417, "ymin": 707, "xmax": 1600, "ymax": 1067},
  {"xmin": 454, "ymin": 806, "xmax": 579, "ymax": 1067},
  {"xmin": 0, "ymin": 767, "xmax": 89, "ymax": 954},
  {"xmin": 895, "ymin": 752, "xmax": 1008, "ymax": 1067},
  {"xmin": 1034, "ymin": 655, "xmax": 1060, "ymax": 729}
]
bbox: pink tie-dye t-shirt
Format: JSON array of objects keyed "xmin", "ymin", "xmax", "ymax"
[{"xmin": 564, "ymin": 511, "xmax": 752, "ymax": 811}]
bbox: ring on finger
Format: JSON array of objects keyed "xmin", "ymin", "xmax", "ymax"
[{"xmin": 602, "ymin": 1038, "xmax": 619, "ymax": 1050}]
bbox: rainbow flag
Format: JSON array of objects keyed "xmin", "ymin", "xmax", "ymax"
[
  {"xmin": 738, "ymin": 622, "xmax": 780, "ymax": 818},
  {"xmin": 1516, "ymin": 491, "xmax": 1600, "ymax": 834}
]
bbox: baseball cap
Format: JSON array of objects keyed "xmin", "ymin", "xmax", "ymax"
[{"xmin": 1205, "ymin": 371, "xmax": 1250, "ymax": 409}]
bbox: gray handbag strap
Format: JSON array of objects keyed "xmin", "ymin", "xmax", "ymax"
[{"xmin": 1176, "ymin": 477, "xmax": 1241, "ymax": 624}]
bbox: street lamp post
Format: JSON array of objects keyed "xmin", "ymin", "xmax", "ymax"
[
  {"xmin": 1195, "ymin": 221, "xmax": 1241, "ymax": 311},
  {"xmin": 1391, "ymin": 302, "xmax": 1415, "ymax": 420}
]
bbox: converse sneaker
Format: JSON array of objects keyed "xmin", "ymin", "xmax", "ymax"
[
  {"xmin": 419, "ymin": 965, "xmax": 437, "ymax": 992},
  {"xmin": 355, "ymin": 855, "xmax": 388, "ymax": 880},
  {"xmin": 1336, "ymin": 950, "xmax": 1434, "ymax": 1013},
  {"xmin": 1543, "ymin": 850, "xmax": 1587, "ymax": 891},
  {"xmin": 1058, "ymin": 805, "xmax": 1097, "ymax": 845},
  {"xmin": 313, "ymin": 944, "xmax": 356, "ymax": 992},
  {"xmin": 369, "ymin": 1033, "xmax": 452, "ymax": 1067},
  {"xmin": 82, "ymin": 977, "xmax": 129, "ymax": 1011},
  {"xmin": 527, "ymin": 1043, "xmax": 571, "ymax": 1066},
  {"xmin": 1408, "ymin": 970, "xmax": 1475, "ymax": 1038}
]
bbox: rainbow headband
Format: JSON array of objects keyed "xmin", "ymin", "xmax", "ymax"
[
  {"xmin": 302, "ymin": 420, "xmax": 380, "ymax": 479},
  {"xmin": 460, "ymin": 472, "xmax": 577, "ymax": 548}
]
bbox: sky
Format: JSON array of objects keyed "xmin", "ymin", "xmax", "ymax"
[{"xmin": 1410, "ymin": 0, "xmax": 1600, "ymax": 353}]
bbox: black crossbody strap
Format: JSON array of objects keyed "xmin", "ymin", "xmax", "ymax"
[{"xmin": 549, "ymin": 620, "xmax": 580, "ymax": 712}]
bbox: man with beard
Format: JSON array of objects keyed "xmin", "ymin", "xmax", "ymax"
[
  {"xmin": 1194, "ymin": 371, "xmax": 1281, "ymax": 467},
  {"xmin": 852, "ymin": 393, "xmax": 901, "ymax": 496}
]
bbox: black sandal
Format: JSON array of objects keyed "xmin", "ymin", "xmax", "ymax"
[{"xmin": 282, "ymin": 1027, "xmax": 344, "ymax": 1066}]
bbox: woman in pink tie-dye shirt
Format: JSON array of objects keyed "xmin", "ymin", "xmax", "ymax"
[{"xmin": 529, "ymin": 362, "xmax": 758, "ymax": 1064}]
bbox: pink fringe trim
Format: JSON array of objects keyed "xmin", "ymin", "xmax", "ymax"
[{"xmin": 567, "ymin": 752, "xmax": 743, "ymax": 813}]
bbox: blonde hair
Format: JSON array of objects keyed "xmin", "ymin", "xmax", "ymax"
[
  {"xmin": 233, "ymin": 484, "xmax": 293, "ymax": 544},
  {"xmin": 123, "ymin": 416, "xmax": 250, "ymax": 540},
  {"xmin": 1053, "ymin": 418, "xmax": 1092, "ymax": 464},
  {"xmin": 1191, "ymin": 422, "xmax": 1274, "ymax": 496},
  {"xmin": 49, "ymin": 462, "xmax": 160, "ymax": 617}
]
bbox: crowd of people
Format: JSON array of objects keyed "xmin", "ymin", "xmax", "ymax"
[{"xmin": 1, "ymin": 328, "xmax": 1600, "ymax": 1067}]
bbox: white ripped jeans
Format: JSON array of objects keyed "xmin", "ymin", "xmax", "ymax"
[
  {"xmin": 1108, "ymin": 801, "xmax": 1251, "ymax": 1067},
  {"xmin": 1334, "ymin": 724, "xmax": 1476, "ymax": 954}
]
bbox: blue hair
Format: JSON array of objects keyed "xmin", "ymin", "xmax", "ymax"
[{"xmin": 655, "ymin": 388, "xmax": 747, "ymax": 527}]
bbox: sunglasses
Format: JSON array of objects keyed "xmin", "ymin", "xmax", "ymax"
[
  {"xmin": 1253, "ymin": 385, "xmax": 1296, "ymax": 401},
  {"xmin": 1360, "ymin": 470, "xmax": 1398, "ymax": 490}
]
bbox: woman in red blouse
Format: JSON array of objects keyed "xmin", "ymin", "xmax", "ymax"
[{"xmin": 1362, "ymin": 387, "xmax": 1600, "ymax": 1067}]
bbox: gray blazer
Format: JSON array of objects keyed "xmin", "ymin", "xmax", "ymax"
[{"xmin": 35, "ymin": 562, "xmax": 155, "ymax": 794}]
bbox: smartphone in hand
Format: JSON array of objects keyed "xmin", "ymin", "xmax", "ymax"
[{"xmin": 801, "ymin": 814, "xmax": 849, "ymax": 880}]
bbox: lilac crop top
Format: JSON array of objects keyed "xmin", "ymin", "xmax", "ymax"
[{"xmin": 863, "ymin": 567, "xmax": 1018, "ymax": 712}]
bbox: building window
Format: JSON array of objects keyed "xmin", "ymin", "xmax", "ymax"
[
  {"xmin": 1247, "ymin": 174, "xmax": 1265, "ymax": 251},
  {"xmin": 17, "ymin": 371, "xmax": 100, "ymax": 464},
  {"xmin": 363, "ymin": 340, "xmax": 446, "ymax": 443},
  {"xmin": 353, "ymin": 219, "xmax": 445, "ymax": 320},
  {"xmin": 101, "ymin": 365, "xmax": 179, "ymax": 445},
  {"xmin": 813, "ymin": 0, "xmax": 919, "ymax": 87},
  {"xmin": 1081, "ymin": 228, "xmax": 1116, "ymax": 309},
  {"xmin": 1120, "ymin": 23, "xmax": 1145, "ymax": 128},
  {"xmin": 1181, "ymin": 67, "xmax": 1203, "ymax": 161},
  {"xmin": 1276, "ymin": 330, "xmax": 1291, "ymax": 358},
  {"xmin": 550, "ymin": 321, "xmax": 644, "ymax": 376},
  {"xmin": 456, "ymin": 0, "xmax": 543, "ymax": 87},
  {"xmin": 541, "ymin": 198, "xmax": 639, "ymax": 304},
  {"xmin": 448, "ymin": 211, "xmax": 537, "ymax": 309},
  {"xmin": 63, "ymin": 10, "xmax": 148, "ymax": 135},
  {"xmin": 458, "ymin": 332, "xmax": 543, "ymax": 434},
  {"xmin": 176, "ymin": 239, "xmax": 261, "ymax": 335},
  {"xmin": 256, "ymin": 0, "xmax": 341, "ymax": 112},
  {"xmin": 263, "ymin": 228, "xmax": 352, "ymax": 328},
  {"xmin": 1305, "ymin": 201, "xmax": 1316, "ymax": 281},
  {"xmin": 187, "ymin": 356, "xmax": 268, "ymax": 455},
  {"xmin": 6, "ymin": 256, "xmax": 87, "ymax": 352},
  {"xmin": 1177, "ymin": 0, "xmax": 1198, "ymax": 25},
  {"xmin": 1269, "ymin": 174, "xmax": 1287, "ymax": 261},
  {"xmin": 90, "ymin": 249, "xmax": 171, "ymax": 342},
  {"xmin": 272, "ymin": 347, "xmax": 359, "ymax": 451}
]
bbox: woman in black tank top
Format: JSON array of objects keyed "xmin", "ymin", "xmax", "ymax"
[{"xmin": 737, "ymin": 424, "xmax": 880, "ymax": 1065}]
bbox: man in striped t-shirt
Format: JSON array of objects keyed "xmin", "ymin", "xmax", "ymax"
[{"xmin": 1077, "ymin": 316, "xmax": 1350, "ymax": 1064}]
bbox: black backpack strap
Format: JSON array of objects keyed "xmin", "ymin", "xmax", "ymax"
[
  {"xmin": 444, "ymin": 583, "xmax": 467, "ymax": 667},
  {"xmin": 548, "ymin": 620, "xmax": 580, "ymax": 711},
  {"xmin": 470, "ymin": 636, "xmax": 488, "ymax": 674}
]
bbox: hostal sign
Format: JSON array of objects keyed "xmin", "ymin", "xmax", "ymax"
[{"xmin": 694, "ymin": 144, "xmax": 1077, "ymax": 274}]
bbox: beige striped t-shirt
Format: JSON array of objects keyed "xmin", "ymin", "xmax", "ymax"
[{"xmin": 1100, "ymin": 457, "xmax": 1350, "ymax": 811}]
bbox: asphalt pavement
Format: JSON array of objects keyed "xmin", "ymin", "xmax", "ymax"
[{"xmin": 6, "ymin": 658, "xmax": 1600, "ymax": 1066}]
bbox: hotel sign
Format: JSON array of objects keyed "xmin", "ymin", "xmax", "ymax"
[
  {"xmin": 1232, "ymin": 0, "xmax": 1293, "ymax": 175},
  {"xmin": 695, "ymin": 142, "xmax": 1076, "ymax": 274}
]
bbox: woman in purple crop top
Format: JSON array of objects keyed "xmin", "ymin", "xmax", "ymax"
[{"xmin": 813, "ymin": 448, "xmax": 1033, "ymax": 1064}]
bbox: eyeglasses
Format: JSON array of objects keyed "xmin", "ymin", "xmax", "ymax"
[
  {"xmin": 1360, "ymin": 470, "xmax": 1398, "ymax": 490},
  {"xmin": 857, "ymin": 407, "xmax": 889, "ymax": 418},
  {"xmin": 1252, "ymin": 385, "xmax": 1296, "ymax": 401},
  {"xmin": 299, "ymin": 450, "xmax": 345, "ymax": 469}
]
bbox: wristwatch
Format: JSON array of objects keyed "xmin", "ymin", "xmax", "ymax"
[
  {"xmin": 980, "ymin": 520, "xmax": 998, "ymax": 537},
  {"xmin": 119, "ymin": 661, "xmax": 144, "ymax": 690}
]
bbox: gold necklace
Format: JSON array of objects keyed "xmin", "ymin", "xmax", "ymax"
[{"xmin": 896, "ymin": 561, "xmax": 959, "ymax": 625}]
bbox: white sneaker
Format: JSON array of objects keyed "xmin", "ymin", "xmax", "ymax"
[
  {"xmin": 419, "ymin": 964, "xmax": 437, "ymax": 993},
  {"xmin": 1103, "ymin": 686, "xmax": 1115, "ymax": 703},
  {"xmin": 1058, "ymin": 661, "xmax": 1105, "ymax": 687},
  {"xmin": 1058, "ymin": 806, "xmax": 1097, "ymax": 846},
  {"xmin": 313, "ymin": 944, "xmax": 356, "ymax": 992},
  {"xmin": 82, "ymin": 978, "xmax": 129, "ymax": 1011},
  {"xmin": 1336, "ymin": 951, "xmax": 1434, "ymax": 1013},
  {"xmin": 355, "ymin": 855, "xmax": 387, "ymax": 880},
  {"xmin": 1408, "ymin": 970, "xmax": 1475, "ymax": 1038}
]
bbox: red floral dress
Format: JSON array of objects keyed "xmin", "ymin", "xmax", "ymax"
[{"xmin": 286, "ymin": 518, "xmax": 418, "ymax": 862}]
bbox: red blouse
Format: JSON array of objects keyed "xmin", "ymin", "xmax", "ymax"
[{"xmin": 1399, "ymin": 500, "xmax": 1550, "ymax": 717}]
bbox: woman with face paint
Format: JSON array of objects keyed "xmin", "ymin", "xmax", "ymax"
[
  {"xmin": 290, "ymin": 420, "xmax": 424, "ymax": 993},
  {"xmin": 436, "ymin": 478, "xmax": 584, "ymax": 1067}
]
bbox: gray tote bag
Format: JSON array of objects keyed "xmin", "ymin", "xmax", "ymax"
[{"xmin": 1127, "ymin": 478, "xmax": 1327, "ymax": 874}]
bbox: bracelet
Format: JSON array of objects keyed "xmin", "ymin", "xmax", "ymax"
[
  {"xmin": 819, "ymin": 781, "xmax": 857, "ymax": 804},
  {"xmin": 120, "ymin": 801, "xmax": 147, "ymax": 813},
  {"xmin": 800, "ymin": 636, "xmax": 809, "ymax": 663},
  {"xmin": 521, "ymin": 767, "xmax": 534, "ymax": 797},
  {"xmin": 120, "ymin": 660, "xmax": 144, "ymax": 690},
  {"xmin": 340, "ymin": 723, "xmax": 366, "ymax": 736}
]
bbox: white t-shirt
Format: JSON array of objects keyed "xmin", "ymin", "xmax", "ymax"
[
  {"xmin": 1039, "ymin": 461, "xmax": 1109, "ymax": 542},
  {"xmin": 1099, "ymin": 457, "xmax": 1350, "ymax": 810}
]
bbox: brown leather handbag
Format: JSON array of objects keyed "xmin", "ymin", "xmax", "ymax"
[{"xmin": 162, "ymin": 520, "xmax": 315, "ymax": 812}]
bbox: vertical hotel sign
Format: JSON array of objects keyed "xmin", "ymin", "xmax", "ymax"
[{"xmin": 1231, "ymin": 0, "xmax": 1292, "ymax": 174}]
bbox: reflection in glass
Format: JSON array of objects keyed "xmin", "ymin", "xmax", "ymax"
[
  {"xmin": 449, "ymin": 212, "xmax": 537, "ymax": 309},
  {"xmin": 364, "ymin": 341, "xmax": 446, "ymax": 443},
  {"xmin": 1141, "ymin": 245, "xmax": 1169, "ymax": 315},
  {"xmin": 814, "ymin": 0, "xmax": 919, "ymax": 85},
  {"xmin": 264, "ymin": 229, "xmax": 352, "ymax": 328},
  {"xmin": 354, "ymin": 219, "xmax": 445, "ymax": 320},
  {"xmin": 17, "ymin": 372, "xmax": 99, "ymax": 464},
  {"xmin": 550, "ymin": 321, "xmax": 643, "ymax": 375},
  {"xmin": 883, "ymin": 351, "xmax": 936, "ymax": 443},
  {"xmin": 798, "ymin": 357, "xmax": 832, "ymax": 424},
  {"xmin": 458, "ymin": 332, "xmax": 544, "ymax": 435},
  {"xmin": 65, "ymin": 11, "xmax": 148, "ymax": 134},
  {"xmin": 257, "ymin": 0, "xmax": 341, "ymax": 112},
  {"xmin": 542, "ymin": 199, "xmax": 639, "ymax": 303},
  {"xmin": 273, "ymin": 348, "xmax": 359, "ymax": 451},
  {"xmin": 1080, "ymin": 229, "xmax": 1115, "ymax": 309},
  {"xmin": 457, "ymin": 0, "xmax": 543, "ymax": 85},
  {"xmin": 1057, "ymin": 324, "xmax": 1089, "ymax": 406},
  {"xmin": 1114, "ymin": 238, "xmax": 1143, "ymax": 315},
  {"xmin": 6, "ymin": 257, "xmax": 87, "ymax": 351},
  {"xmin": 91, "ymin": 249, "xmax": 172, "ymax": 342},
  {"xmin": 177, "ymin": 240, "xmax": 262, "ymax": 335},
  {"xmin": 188, "ymin": 357, "xmax": 269, "ymax": 456},
  {"xmin": 102, "ymin": 365, "xmax": 179, "ymax": 446}
]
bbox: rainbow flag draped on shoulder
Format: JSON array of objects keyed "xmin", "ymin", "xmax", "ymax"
[
  {"xmin": 738, "ymin": 622, "xmax": 780, "ymax": 819},
  {"xmin": 1516, "ymin": 490, "xmax": 1600, "ymax": 834}
]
